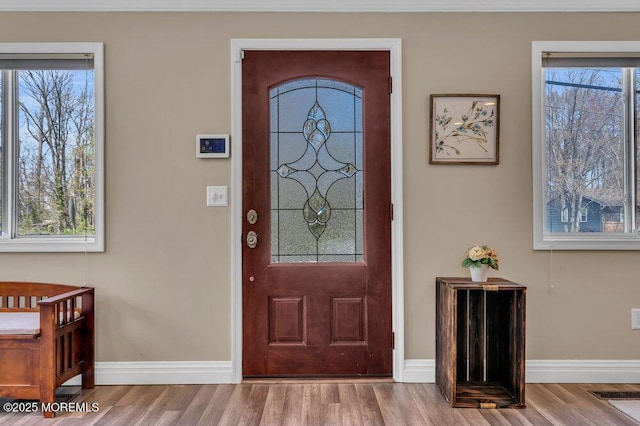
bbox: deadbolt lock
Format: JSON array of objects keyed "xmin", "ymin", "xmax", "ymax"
[
  {"xmin": 246, "ymin": 231, "xmax": 258, "ymax": 249},
  {"xmin": 247, "ymin": 209, "xmax": 258, "ymax": 225}
]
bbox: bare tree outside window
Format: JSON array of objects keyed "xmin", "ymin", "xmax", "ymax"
[
  {"xmin": 545, "ymin": 68, "xmax": 625, "ymax": 233},
  {"xmin": 17, "ymin": 69, "xmax": 95, "ymax": 236}
]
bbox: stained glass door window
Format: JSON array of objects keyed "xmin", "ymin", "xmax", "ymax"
[{"xmin": 270, "ymin": 78, "xmax": 363, "ymax": 263}]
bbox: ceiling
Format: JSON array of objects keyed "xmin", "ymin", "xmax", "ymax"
[{"xmin": 0, "ymin": 0, "xmax": 638, "ymax": 12}]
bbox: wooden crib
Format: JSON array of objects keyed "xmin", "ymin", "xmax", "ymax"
[{"xmin": 0, "ymin": 281, "xmax": 94, "ymax": 418}]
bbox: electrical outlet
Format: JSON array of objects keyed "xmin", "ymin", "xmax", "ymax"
[{"xmin": 632, "ymin": 309, "xmax": 640, "ymax": 330}]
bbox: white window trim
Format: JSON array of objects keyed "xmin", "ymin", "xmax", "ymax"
[
  {"xmin": 0, "ymin": 42, "xmax": 104, "ymax": 252},
  {"xmin": 532, "ymin": 41, "xmax": 640, "ymax": 250},
  {"xmin": 579, "ymin": 208, "xmax": 588, "ymax": 223}
]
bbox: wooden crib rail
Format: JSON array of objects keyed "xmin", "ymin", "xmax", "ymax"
[
  {"xmin": 0, "ymin": 281, "xmax": 80, "ymax": 312},
  {"xmin": 38, "ymin": 286, "xmax": 95, "ymax": 418}
]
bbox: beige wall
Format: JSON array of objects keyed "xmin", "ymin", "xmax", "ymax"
[{"xmin": 0, "ymin": 12, "xmax": 639, "ymax": 363}]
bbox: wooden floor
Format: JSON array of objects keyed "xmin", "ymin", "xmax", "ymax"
[{"xmin": 2, "ymin": 382, "xmax": 640, "ymax": 425}]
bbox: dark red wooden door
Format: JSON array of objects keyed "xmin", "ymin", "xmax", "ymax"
[{"xmin": 242, "ymin": 50, "xmax": 392, "ymax": 377}]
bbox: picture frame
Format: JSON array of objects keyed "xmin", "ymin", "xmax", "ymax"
[{"xmin": 429, "ymin": 94, "xmax": 500, "ymax": 165}]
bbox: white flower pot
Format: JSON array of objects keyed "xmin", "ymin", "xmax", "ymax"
[{"xmin": 469, "ymin": 264, "xmax": 490, "ymax": 282}]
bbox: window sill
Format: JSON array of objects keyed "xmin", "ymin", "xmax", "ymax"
[
  {"xmin": 0, "ymin": 236, "xmax": 103, "ymax": 253},
  {"xmin": 535, "ymin": 233, "xmax": 640, "ymax": 250}
]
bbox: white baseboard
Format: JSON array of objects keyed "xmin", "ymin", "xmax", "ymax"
[
  {"xmin": 403, "ymin": 359, "xmax": 436, "ymax": 383},
  {"xmin": 65, "ymin": 359, "xmax": 640, "ymax": 386},
  {"xmin": 64, "ymin": 361, "xmax": 233, "ymax": 386},
  {"xmin": 525, "ymin": 360, "xmax": 640, "ymax": 383},
  {"xmin": 402, "ymin": 359, "xmax": 640, "ymax": 384}
]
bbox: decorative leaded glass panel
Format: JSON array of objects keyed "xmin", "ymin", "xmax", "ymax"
[{"xmin": 270, "ymin": 78, "xmax": 363, "ymax": 263}]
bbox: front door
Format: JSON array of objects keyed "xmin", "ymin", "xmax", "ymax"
[{"xmin": 242, "ymin": 50, "xmax": 392, "ymax": 377}]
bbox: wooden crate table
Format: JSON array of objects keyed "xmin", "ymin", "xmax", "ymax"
[{"xmin": 435, "ymin": 277, "xmax": 526, "ymax": 408}]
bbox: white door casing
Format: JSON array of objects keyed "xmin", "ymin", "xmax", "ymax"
[{"xmin": 230, "ymin": 38, "xmax": 404, "ymax": 382}]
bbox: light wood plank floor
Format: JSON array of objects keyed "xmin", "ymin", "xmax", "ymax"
[{"xmin": 1, "ymin": 382, "xmax": 639, "ymax": 425}]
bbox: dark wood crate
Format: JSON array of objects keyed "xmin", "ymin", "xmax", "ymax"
[{"xmin": 435, "ymin": 277, "xmax": 526, "ymax": 408}]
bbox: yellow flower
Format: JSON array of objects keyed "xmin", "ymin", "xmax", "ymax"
[
  {"xmin": 467, "ymin": 246, "xmax": 486, "ymax": 261},
  {"xmin": 486, "ymin": 247, "xmax": 498, "ymax": 261}
]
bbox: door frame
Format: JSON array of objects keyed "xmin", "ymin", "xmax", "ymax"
[{"xmin": 230, "ymin": 38, "xmax": 404, "ymax": 383}]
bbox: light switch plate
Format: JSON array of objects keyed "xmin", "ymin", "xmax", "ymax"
[{"xmin": 206, "ymin": 186, "xmax": 228, "ymax": 207}]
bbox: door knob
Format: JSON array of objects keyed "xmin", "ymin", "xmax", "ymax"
[{"xmin": 246, "ymin": 231, "xmax": 258, "ymax": 249}]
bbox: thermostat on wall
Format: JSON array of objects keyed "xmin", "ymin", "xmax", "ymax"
[{"xmin": 196, "ymin": 134, "xmax": 230, "ymax": 158}]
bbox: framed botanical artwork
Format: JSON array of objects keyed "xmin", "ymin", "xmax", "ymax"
[{"xmin": 429, "ymin": 94, "xmax": 500, "ymax": 165}]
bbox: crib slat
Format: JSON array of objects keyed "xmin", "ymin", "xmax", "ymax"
[
  {"xmin": 67, "ymin": 331, "xmax": 73, "ymax": 372},
  {"xmin": 0, "ymin": 294, "xmax": 44, "ymax": 311},
  {"xmin": 69, "ymin": 298, "xmax": 75, "ymax": 323},
  {"xmin": 63, "ymin": 332, "xmax": 70, "ymax": 373}
]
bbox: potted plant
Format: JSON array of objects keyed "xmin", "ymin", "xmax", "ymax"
[{"xmin": 461, "ymin": 244, "xmax": 499, "ymax": 282}]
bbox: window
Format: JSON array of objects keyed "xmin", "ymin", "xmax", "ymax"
[
  {"xmin": 0, "ymin": 43, "xmax": 103, "ymax": 252},
  {"xmin": 579, "ymin": 208, "xmax": 588, "ymax": 223},
  {"xmin": 533, "ymin": 41, "xmax": 640, "ymax": 250}
]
